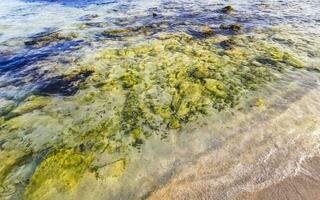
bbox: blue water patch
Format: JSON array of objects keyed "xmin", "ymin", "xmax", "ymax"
[
  {"xmin": 0, "ymin": 40, "xmax": 83, "ymax": 75},
  {"xmin": 23, "ymin": 0, "xmax": 117, "ymax": 7},
  {"xmin": 34, "ymin": 69, "xmax": 93, "ymax": 96}
]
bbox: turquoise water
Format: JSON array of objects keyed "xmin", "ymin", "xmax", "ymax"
[{"xmin": 0, "ymin": 1, "xmax": 320, "ymax": 199}]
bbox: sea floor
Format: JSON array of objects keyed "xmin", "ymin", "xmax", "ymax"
[{"xmin": 0, "ymin": 0, "xmax": 320, "ymax": 199}]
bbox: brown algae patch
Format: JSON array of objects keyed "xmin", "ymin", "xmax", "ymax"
[{"xmin": 0, "ymin": 32, "xmax": 308, "ymax": 198}]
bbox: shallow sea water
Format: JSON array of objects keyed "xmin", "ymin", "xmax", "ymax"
[{"xmin": 0, "ymin": 0, "xmax": 320, "ymax": 200}]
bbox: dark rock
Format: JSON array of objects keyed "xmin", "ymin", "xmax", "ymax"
[
  {"xmin": 220, "ymin": 23, "xmax": 242, "ymax": 32},
  {"xmin": 200, "ymin": 26, "xmax": 214, "ymax": 36},
  {"xmin": 222, "ymin": 5, "xmax": 234, "ymax": 14},
  {"xmin": 220, "ymin": 38, "xmax": 237, "ymax": 48},
  {"xmin": 80, "ymin": 14, "xmax": 99, "ymax": 21},
  {"xmin": 79, "ymin": 144, "xmax": 85, "ymax": 152}
]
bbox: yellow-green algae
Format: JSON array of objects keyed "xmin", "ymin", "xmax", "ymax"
[
  {"xmin": 23, "ymin": 149, "xmax": 94, "ymax": 200},
  {"xmin": 0, "ymin": 32, "xmax": 307, "ymax": 199},
  {"xmin": 12, "ymin": 96, "xmax": 51, "ymax": 114},
  {"xmin": 0, "ymin": 150, "xmax": 32, "ymax": 185}
]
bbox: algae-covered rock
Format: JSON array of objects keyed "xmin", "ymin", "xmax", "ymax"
[
  {"xmin": 103, "ymin": 28, "xmax": 133, "ymax": 36},
  {"xmin": 254, "ymin": 98, "xmax": 265, "ymax": 107},
  {"xmin": 220, "ymin": 23, "xmax": 242, "ymax": 32},
  {"xmin": 154, "ymin": 106, "xmax": 172, "ymax": 120},
  {"xmin": 120, "ymin": 71, "xmax": 140, "ymax": 88},
  {"xmin": 200, "ymin": 26, "xmax": 214, "ymax": 36},
  {"xmin": 109, "ymin": 159, "xmax": 126, "ymax": 178},
  {"xmin": 168, "ymin": 117, "xmax": 181, "ymax": 129},
  {"xmin": 283, "ymin": 53, "xmax": 304, "ymax": 68},
  {"xmin": 24, "ymin": 32, "xmax": 77, "ymax": 48},
  {"xmin": 172, "ymin": 81, "xmax": 207, "ymax": 120},
  {"xmin": 0, "ymin": 99, "xmax": 15, "ymax": 115},
  {"xmin": 94, "ymin": 158, "xmax": 127, "ymax": 181},
  {"xmin": 191, "ymin": 65, "xmax": 210, "ymax": 79},
  {"xmin": 204, "ymin": 79, "xmax": 226, "ymax": 97},
  {"xmin": 24, "ymin": 149, "xmax": 94, "ymax": 200},
  {"xmin": 222, "ymin": 5, "xmax": 234, "ymax": 14},
  {"xmin": 78, "ymin": 22, "xmax": 109, "ymax": 29},
  {"xmin": 220, "ymin": 38, "xmax": 237, "ymax": 49},
  {"xmin": 0, "ymin": 150, "xmax": 32, "ymax": 185},
  {"xmin": 12, "ymin": 96, "xmax": 50, "ymax": 114}
]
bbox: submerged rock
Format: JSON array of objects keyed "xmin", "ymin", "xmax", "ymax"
[
  {"xmin": 0, "ymin": 150, "xmax": 32, "ymax": 186},
  {"xmin": 220, "ymin": 38, "xmax": 237, "ymax": 49},
  {"xmin": 24, "ymin": 149, "xmax": 94, "ymax": 200},
  {"xmin": 0, "ymin": 100, "xmax": 15, "ymax": 116},
  {"xmin": 283, "ymin": 53, "xmax": 304, "ymax": 68},
  {"xmin": 78, "ymin": 22, "xmax": 109, "ymax": 29},
  {"xmin": 14, "ymin": 96, "xmax": 50, "ymax": 113},
  {"xmin": 222, "ymin": 5, "xmax": 234, "ymax": 14},
  {"xmin": 102, "ymin": 28, "xmax": 133, "ymax": 36},
  {"xmin": 204, "ymin": 79, "xmax": 226, "ymax": 97},
  {"xmin": 254, "ymin": 98, "xmax": 265, "ymax": 107},
  {"xmin": 200, "ymin": 26, "xmax": 214, "ymax": 36},
  {"xmin": 80, "ymin": 14, "xmax": 99, "ymax": 21},
  {"xmin": 24, "ymin": 32, "xmax": 77, "ymax": 48},
  {"xmin": 120, "ymin": 71, "xmax": 140, "ymax": 89},
  {"xmin": 220, "ymin": 23, "xmax": 242, "ymax": 33},
  {"xmin": 168, "ymin": 117, "xmax": 181, "ymax": 129}
]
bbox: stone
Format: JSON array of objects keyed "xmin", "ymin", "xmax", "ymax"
[
  {"xmin": 222, "ymin": 5, "xmax": 234, "ymax": 14},
  {"xmin": 200, "ymin": 26, "xmax": 214, "ymax": 36}
]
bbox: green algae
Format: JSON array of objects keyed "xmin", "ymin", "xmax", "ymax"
[
  {"xmin": 204, "ymin": 79, "xmax": 226, "ymax": 97},
  {"xmin": 108, "ymin": 159, "xmax": 127, "ymax": 178},
  {"xmin": 12, "ymin": 96, "xmax": 51, "ymax": 114},
  {"xmin": 120, "ymin": 71, "xmax": 140, "ymax": 89},
  {"xmin": 0, "ymin": 150, "xmax": 32, "ymax": 186},
  {"xmin": 23, "ymin": 149, "xmax": 94, "ymax": 200},
  {"xmin": 283, "ymin": 53, "xmax": 304, "ymax": 68},
  {"xmin": 168, "ymin": 117, "xmax": 181, "ymax": 129},
  {"xmin": 254, "ymin": 98, "xmax": 265, "ymax": 107},
  {"xmin": 103, "ymin": 28, "xmax": 133, "ymax": 35}
]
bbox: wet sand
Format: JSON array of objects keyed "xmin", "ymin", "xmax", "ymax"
[
  {"xmin": 147, "ymin": 86, "xmax": 320, "ymax": 200},
  {"xmin": 239, "ymin": 156, "xmax": 320, "ymax": 200}
]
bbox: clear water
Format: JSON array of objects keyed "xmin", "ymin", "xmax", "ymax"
[{"xmin": 0, "ymin": 0, "xmax": 320, "ymax": 199}]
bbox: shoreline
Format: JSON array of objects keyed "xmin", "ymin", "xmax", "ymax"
[
  {"xmin": 237, "ymin": 156, "xmax": 320, "ymax": 200},
  {"xmin": 147, "ymin": 86, "xmax": 320, "ymax": 200}
]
